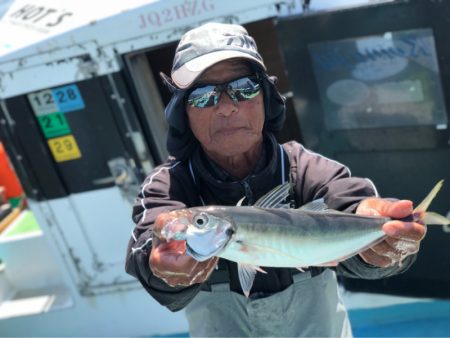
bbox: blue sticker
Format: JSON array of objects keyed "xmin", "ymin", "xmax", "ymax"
[{"xmin": 52, "ymin": 84, "xmax": 85, "ymax": 112}]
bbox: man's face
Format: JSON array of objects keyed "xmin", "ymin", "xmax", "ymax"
[{"xmin": 186, "ymin": 60, "xmax": 265, "ymax": 158}]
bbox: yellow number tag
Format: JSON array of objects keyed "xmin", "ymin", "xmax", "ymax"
[{"xmin": 48, "ymin": 135, "xmax": 82, "ymax": 162}]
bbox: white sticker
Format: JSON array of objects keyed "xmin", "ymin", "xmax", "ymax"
[{"xmin": 28, "ymin": 90, "xmax": 59, "ymax": 116}]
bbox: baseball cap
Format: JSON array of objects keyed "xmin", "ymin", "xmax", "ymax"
[{"xmin": 171, "ymin": 22, "xmax": 266, "ymax": 89}]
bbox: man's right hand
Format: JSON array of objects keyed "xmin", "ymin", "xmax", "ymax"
[{"xmin": 149, "ymin": 211, "xmax": 218, "ymax": 287}]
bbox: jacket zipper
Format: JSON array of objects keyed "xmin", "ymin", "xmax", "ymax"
[{"xmin": 242, "ymin": 180, "xmax": 254, "ymax": 205}]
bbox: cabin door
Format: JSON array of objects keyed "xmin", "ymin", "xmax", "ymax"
[
  {"xmin": 276, "ymin": 0, "xmax": 450, "ymax": 297},
  {"xmin": 0, "ymin": 72, "xmax": 157, "ymax": 293}
]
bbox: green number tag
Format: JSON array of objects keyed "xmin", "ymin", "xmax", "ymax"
[{"xmin": 37, "ymin": 112, "xmax": 71, "ymax": 138}]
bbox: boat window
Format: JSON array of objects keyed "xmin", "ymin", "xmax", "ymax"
[{"xmin": 308, "ymin": 28, "xmax": 448, "ymax": 130}]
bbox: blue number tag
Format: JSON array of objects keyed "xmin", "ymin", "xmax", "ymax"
[{"xmin": 52, "ymin": 84, "xmax": 85, "ymax": 112}]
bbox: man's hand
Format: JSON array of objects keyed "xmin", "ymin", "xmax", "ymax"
[
  {"xmin": 356, "ymin": 198, "xmax": 427, "ymax": 267},
  {"xmin": 149, "ymin": 211, "xmax": 218, "ymax": 287}
]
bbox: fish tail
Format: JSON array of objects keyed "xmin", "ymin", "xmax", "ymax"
[
  {"xmin": 414, "ymin": 180, "xmax": 450, "ymax": 225},
  {"xmin": 423, "ymin": 212, "xmax": 450, "ymax": 226}
]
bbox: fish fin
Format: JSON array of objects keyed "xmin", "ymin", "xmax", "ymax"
[
  {"xmin": 236, "ymin": 196, "xmax": 246, "ymax": 206},
  {"xmin": 317, "ymin": 261, "xmax": 339, "ymax": 267},
  {"xmin": 414, "ymin": 180, "xmax": 443, "ymax": 214},
  {"xmin": 237, "ymin": 263, "xmax": 260, "ymax": 297},
  {"xmin": 413, "ymin": 180, "xmax": 450, "ymax": 225},
  {"xmin": 296, "ymin": 267, "xmax": 309, "ymax": 272},
  {"xmin": 254, "ymin": 183, "xmax": 291, "ymax": 208},
  {"xmin": 424, "ymin": 212, "xmax": 450, "ymax": 225},
  {"xmin": 255, "ymin": 266, "xmax": 267, "ymax": 274},
  {"xmin": 298, "ymin": 198, "xmax": 329, "ymax": 212}
]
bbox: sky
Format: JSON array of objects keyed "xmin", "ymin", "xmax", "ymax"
[{"xmin": 0, "ymin": 0, "xmax": 13, "ymax": 19}]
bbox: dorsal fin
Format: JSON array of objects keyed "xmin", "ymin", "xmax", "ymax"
[
  {"xmin": 236, "ymin": 196, "xmax": 246, "ymax": 206},
  {"xmin": 298, "ymin": 198, "xmax": 329, "ymax": 212},
  {"xmin": 254, "ymin": 183, "xmax": 291, "ymax": 208}
]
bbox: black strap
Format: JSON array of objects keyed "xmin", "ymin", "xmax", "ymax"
[
  {"xmin": 203, "ymin": 263, "xmax": 325, "ymax": 292},
  {"xmin": 310, "ymin": 267, "xmax": 325, "ymax": 277},
  {"xmin": 207, "ymin": 269, "xmax": 231, "ymax": 285}
]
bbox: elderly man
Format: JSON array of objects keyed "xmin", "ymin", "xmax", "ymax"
[{"xmin": 126, "ymin": 22, "xmax": 425, "ymax": 337}]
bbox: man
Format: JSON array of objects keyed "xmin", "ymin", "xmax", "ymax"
[{"xmin": 126, "ymin": 22, "xmax": 425, "ymax": 337}]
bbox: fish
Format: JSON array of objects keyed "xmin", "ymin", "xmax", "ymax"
[{"xmin": 161, "ymin": 180, "xmax": 450, "ymax": 296}]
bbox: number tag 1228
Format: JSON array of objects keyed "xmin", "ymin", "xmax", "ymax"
[{"xmin": 28, "ymin": 84, "xmax": 85, "ymax": 115}]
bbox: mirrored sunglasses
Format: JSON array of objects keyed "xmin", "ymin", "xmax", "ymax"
[{"xmin": 186, "ymin": 74, "xmax": 261, "ymax": 109}]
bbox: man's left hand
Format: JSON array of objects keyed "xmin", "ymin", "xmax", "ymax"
[{"xmin": 356, "ymin": 198, "xmax": 427, "ymax": 267}]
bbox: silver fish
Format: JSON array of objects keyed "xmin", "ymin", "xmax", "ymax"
[{"xmin": 161, "ymin": 181, "xmax": 450, "ymax": 296}]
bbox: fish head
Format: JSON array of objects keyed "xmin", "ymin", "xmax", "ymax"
[
  {"xmin": 185, "ymin": 208, "xmax": 234, "ymax": 261},
  {"xmin": 160, "ymin": 207, "xmax": 234, "ymax": 261}
]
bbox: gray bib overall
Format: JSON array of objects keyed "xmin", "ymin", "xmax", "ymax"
[{"xmin": 185, "ymin": 269, "xmax": 352, "ymax": 337}]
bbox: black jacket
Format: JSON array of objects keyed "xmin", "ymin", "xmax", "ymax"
[{"xmin": 126, "ymin": 133, "xmax": 415, "ymax": 311}]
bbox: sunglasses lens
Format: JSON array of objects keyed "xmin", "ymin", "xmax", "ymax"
[
  {"xmin": 186, "ymin": 75, "xmax": 261, "ymax": 108},
  {"xmin": 186, "ymin": 85, "xmax": 217, "ymax": 108},
  {"xmin": 228, "ymin": 76, "xmax": 260, "ymax": 101}
]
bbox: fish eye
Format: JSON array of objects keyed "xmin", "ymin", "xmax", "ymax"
[{"xmin": 194, "ymin": 213, "xmax": 209, "ymax": 228}]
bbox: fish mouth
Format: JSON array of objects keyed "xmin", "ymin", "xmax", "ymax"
[
  {"xmin": 186, "ymin": 243, "xmax": 212, "ymax": 262},
  {"xmin": 160, "ymin": 216, "xmax": 190, "ymax": 240},
  {"xmin": 185, "ymin": 229, "xmax": 234, "ymax": 261}
]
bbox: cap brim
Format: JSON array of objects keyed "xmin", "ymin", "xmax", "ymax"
[{"xmin": 171, "ymin": 50, "xmax": 266, "ymax": 89}]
